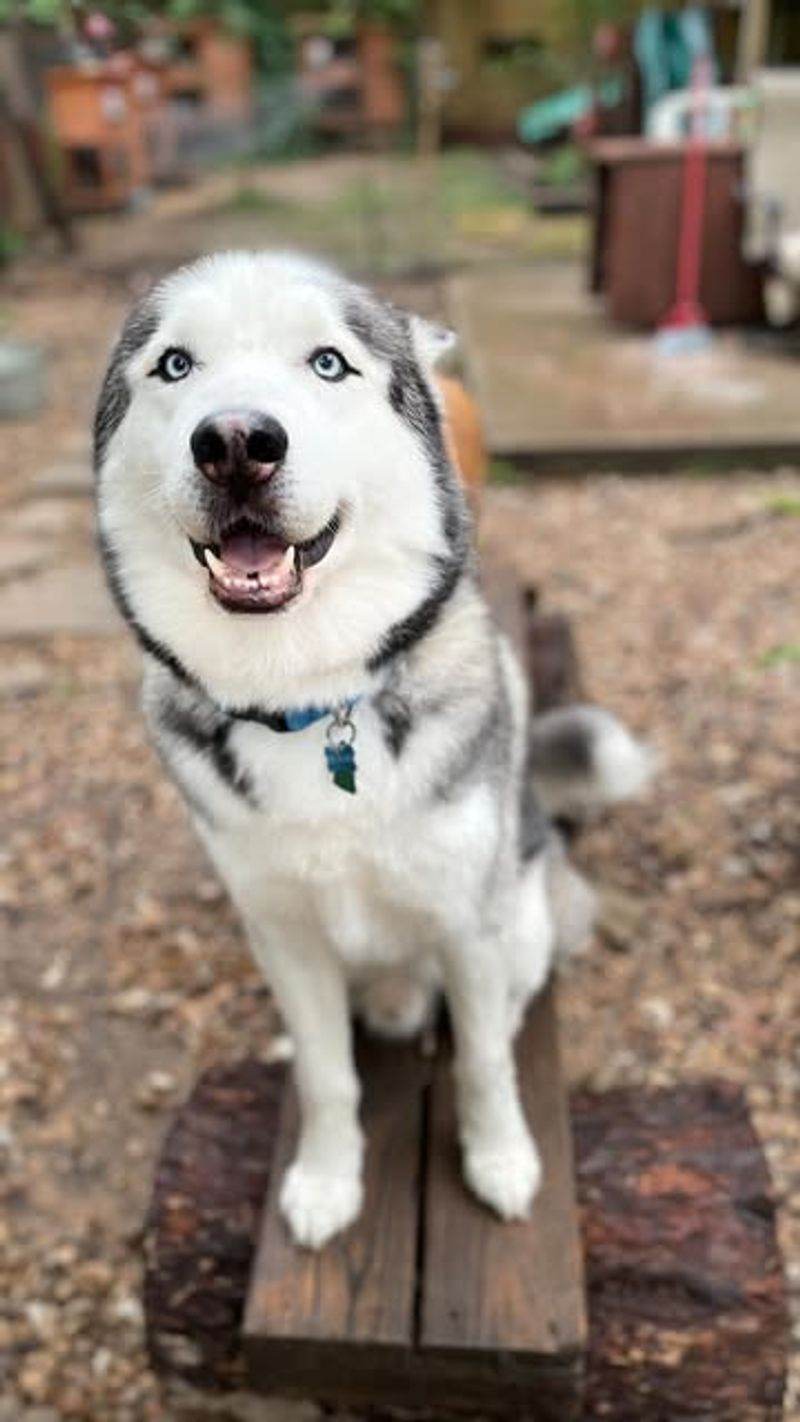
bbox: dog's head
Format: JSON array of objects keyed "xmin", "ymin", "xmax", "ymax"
[{"xmin": 95, "ymin": 252, "xmax": 471, "ymax": 710}]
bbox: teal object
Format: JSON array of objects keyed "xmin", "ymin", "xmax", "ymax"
[
  {"xmin": 266, "ymin": 698, "xmax": 360, "ymax": 793},
  {"xmin": 635, "ymin": 8, "xmax": 671, "ymax": 115},
  {"xmin": 518, "ymin": 76, "xmax": 624, "ymax": 146},
  {"xmin": 634, "ymin": 6, "xmax": 717, "ymax": 123},
  {"xmin": 325, "ymin": 742, "xmax": 357, "ymax": 795}
]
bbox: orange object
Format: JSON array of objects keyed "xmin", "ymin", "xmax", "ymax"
[
  {"xmin": 46, "ymin": 64, "xmax": 149, "ymax": 211},
  {"xmin": 163, "ymin": 20, "xmax": 253, "ymax": 121},
  {"xmin": 358, "ymin": 21, "xmax": 406, "ymax": 130},
  {"xmin": 437, "ymin": 375, "xmax": 487, "ymax": 509}
]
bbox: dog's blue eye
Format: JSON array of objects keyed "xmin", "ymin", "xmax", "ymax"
[
  {"xmin": 155, "ymin": 348, "xmax": 194, "ymax": 383},
  {"xmin": 310, "ymin": 348, "xmax": 349, "ymax": 383}
]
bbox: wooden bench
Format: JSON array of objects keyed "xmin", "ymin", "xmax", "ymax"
[
  {"xmin": 142, "ymin": 575, "xmax": 788, "ymax": 1420},
  {"xmin": 144, "ymin": 1052, "xmax": 787, "ymax": 1421},
  {"xmin": 244, "ymin": 986, "xmax": 583, "ymax": 1418}
]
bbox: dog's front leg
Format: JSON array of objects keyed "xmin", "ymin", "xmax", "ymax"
[
  {"xmin": 249, "ymin": 929, "xmax": 364, "ymax": 1249},
  {"xmin": 441, "ymin": 942, "xmax": 541, "ymax": 1221}
]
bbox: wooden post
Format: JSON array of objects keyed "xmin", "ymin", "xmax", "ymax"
[
  {"xmin": 0, "ymin": 11, "xmax": 74, "ymax": 251},
  {"xmin": 737, "ymin": 0, "xmax": 772, "ymax": 81},
  {"xmin": 415, "ymin": 35, "xmax": 446, "ymax": 271}
]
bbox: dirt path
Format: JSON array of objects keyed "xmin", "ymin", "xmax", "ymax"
[{"xmin": 1, "ymin": 170, "xmax": 798, "ymax": 1419}]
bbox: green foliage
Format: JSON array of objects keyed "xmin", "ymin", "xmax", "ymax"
[
  {"xmin": 544, "ymin": 0, "xmax": 642, "ymax": 79},
  {"xmin": 0, "ymin": 224, "xmax": 25, "ymax": 266},
  {"xmin": 0, "ymin": 0, "xmax": 63, "ymax": 20},
  {"xmin": 0, "ymin": 0, "xmax": 296, "ymax": 79},
  {"xmin": 0, "ymin": 0, "xmax": 417, "ymax": 83},
  {"xmin": 295, "ymin": 0, "xmax": 418, "ymax": 30},
  {"xmin": 489, "ymin": 459, "xmax": 526, "ymax": 486},
  {"xmin": 537, "ymin": 143, "xmax": 584, "ymax": 189},
  {"xmin": 221, "ymin": 184, "xmax": 294, "ymax": 213},
  {"xmin": 765, "ymin": 493, "xmax": 800, "ymax": 519},
  {"xmin": 757, "ymin": 643, "xmax": 800, "ymax": 669},
  {"xmin": 438, "ymin": 148, "xmax": 528, "ymax": 216},
  {"xmin": 567, "ymin": 0, "xmax": 641, "ymax": 44}
]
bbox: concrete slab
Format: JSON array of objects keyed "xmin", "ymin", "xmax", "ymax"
[
  {"xmin": 0, "ymin": 564, "xmax": 120, "ymax": 638},
  {"xmin": 5, "ymin": 497, "xmax": 89, "ymax": 540},
  {"xmin": 448, "ymin": 263, "xmax": 800, "ymax": 467},
  {"xmin": 31, "ymin": 459, "xmax": 93, "ymax": 498},
  {"xmin": 55, "ymin": 430, "xmax": 93, "ymax": 460},
  {"xmin": 0, "ymin": 534, "xmax": 48, "ymax": 580}
]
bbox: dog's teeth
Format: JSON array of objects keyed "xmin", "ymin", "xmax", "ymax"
[
  {"xmin": 204, "ymin": 548, "xmax": 227, "ymax": 578},
  {"xmin": 257, "ymin": 546, "xmax": 295, "ymax": 590},
  {"xmin": 204, "ymin": 549, "xmax": 250, "ymax": 591}
]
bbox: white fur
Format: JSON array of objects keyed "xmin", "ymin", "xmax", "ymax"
[
  {"xmin": 98, "ymin": 253, "xmax": 643, "ymax": 1249},
  {"xmin": 531, "ymin": 705, "xmax": 657, "ymax": 820}
]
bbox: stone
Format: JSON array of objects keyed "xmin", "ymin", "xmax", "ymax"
[
  {"xmin": 0, "ymin": 655, "xmax": 48, "ymax": 697},
  {"xmin": 597, "ymin": 886, "xmax": 648, "ymax": 954},
  {"xmin": 0, "ymin": 341, "xmax": 46, "ymax": 418}
]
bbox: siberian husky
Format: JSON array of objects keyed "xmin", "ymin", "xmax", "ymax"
[{"xmin": 94, "ymin": 252, "xmax": 652, "ymax": 1248}]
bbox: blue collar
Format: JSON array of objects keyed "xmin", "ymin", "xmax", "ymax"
[
  {"xmin": 233, "ymin": 698, "xmax": 362, "ymax": 734},
  {"xmin": 282, "ymin": 703, "xmax": 337, "ymax": 732}
]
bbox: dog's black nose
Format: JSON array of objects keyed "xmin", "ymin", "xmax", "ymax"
[{"xmin": 190, "ymin": 412, "xmax": 288, "ymax": 487}]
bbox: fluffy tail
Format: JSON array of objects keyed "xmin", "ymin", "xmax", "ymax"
[{"xmin": 529, "ymin": 705, "xmax": 656, "ymax": 820}]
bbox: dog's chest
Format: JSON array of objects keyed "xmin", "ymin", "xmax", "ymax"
[{"xmin": 202, "ymin": 711, "xmax": 494, "ymax": 966}]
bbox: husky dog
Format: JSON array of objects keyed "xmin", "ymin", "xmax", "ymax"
[{"xmin": 95, "ymin": 252, "xmax": 652, "ymax": 1249}]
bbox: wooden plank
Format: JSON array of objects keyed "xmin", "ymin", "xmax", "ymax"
[
  {"xmin": 418, "ymin": 984, "xmax": 586, "ymax": 1416},
  {"xmin": 243, "ymin": 1032, "xmax": 428, "ymax": 1396},
  {"xmin": 480, "ymin": 563, "xmax": 584, "ymax": 714}
]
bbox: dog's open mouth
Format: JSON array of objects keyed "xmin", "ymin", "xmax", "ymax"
[{"xmin": 191, "ymin": 513, "xmax": 340, "ymax": 613}]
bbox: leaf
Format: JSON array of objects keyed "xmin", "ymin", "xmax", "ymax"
[{"xmin": 757, "ymin": 644, "xmax": 800, "ymax": 669}]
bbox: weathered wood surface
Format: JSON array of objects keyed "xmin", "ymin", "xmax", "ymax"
[
  {"xmin": 419, "ymin": 986, "xmax": 585, "ymax": 1416},
  {"xmin": 478, "ymin": 566, "xmax": 585, "ymax": 715},
  {"xmin": 520, "ymin": 587, "xmax": 585, "ymax": 714},
  {"xmin": 242, "ymin": 987, "xmax": 585, "ymax": 1418},
  {"xmin": 244, "ymin": 1035, "xmax": 428, "ymax": 1397},
  {"xmin": 576, "ymin": 1080, "xmax": 788, "ymax": 1422},
  {"xmin": 143, "ymin": 1059, "xmax": 285, "ymax": 1395},
  {"xmin": 144, "ymin": 1068, "xmax": 787, "ymax": 1420}
]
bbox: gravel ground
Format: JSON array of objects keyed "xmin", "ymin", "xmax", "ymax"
[{"xmin": 1, "ymin": 219, "xmax": 798, "ymax": 1419}]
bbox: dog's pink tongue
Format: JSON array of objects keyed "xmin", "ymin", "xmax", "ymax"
[{"xmin": 219, "ymin": 529, "xmax": 291, "ymax": 574}]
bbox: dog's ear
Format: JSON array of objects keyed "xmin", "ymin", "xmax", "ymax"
[{"xmin": 410, "ymin": 315, "xmax": 458, "ymax": 372}]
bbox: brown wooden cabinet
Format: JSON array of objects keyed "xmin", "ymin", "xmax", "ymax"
[{"xmin": 590, "ymin": 137, "xmax": 765, "ymax": 327}]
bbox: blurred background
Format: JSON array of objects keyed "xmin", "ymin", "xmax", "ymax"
[{"xmin": 1, "ymin": 3, "xmax": 798, "ymax": 1421}]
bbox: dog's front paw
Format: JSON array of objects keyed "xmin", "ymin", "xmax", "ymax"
[
  {"xmin": 463, "ymin": 1135, "xmax": 542, "ymax": 1221},
  {"xmin": 279, "ymin": 1162, "xmax": 363, "ymax": 1249}
]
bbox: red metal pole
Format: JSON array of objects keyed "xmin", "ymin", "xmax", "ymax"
[{"xmin": 659, "ymin": 55, "xmax": 712, "ymax": 334}]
